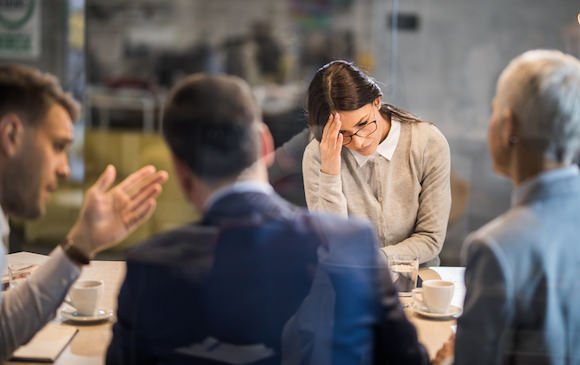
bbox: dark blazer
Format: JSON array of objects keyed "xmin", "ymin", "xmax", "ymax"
[{"xmin": 106, "ymin": 190, "xmax": 427, "ymax": 365}]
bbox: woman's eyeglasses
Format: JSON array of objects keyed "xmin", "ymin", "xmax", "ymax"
[{"xmin": 341, "ymin": 120, "xmax": 378, "ymax": 145}]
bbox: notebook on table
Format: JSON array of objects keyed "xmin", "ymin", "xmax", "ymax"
[{"xmin": 10, "ymin": 323, "xmax": 78, "ymax": 362}]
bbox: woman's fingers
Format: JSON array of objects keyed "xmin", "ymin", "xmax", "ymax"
[
  {"xmin": 319, "ymin": 113, "xmax": 343, "ymax": 176},
  {"xmin": 332, "ymin": 113, "xmax": 343, "ymax": 150},
  {"xmin": 322, "ymin": 113, "xmax": 342, "ymax": 146},
  {"xmin": 321, "ymin": 113, "xmax": 336, "ymax": 144},
  {"xmin": 336, "ymin": 131, "xmax": 343, "ymax": 148}
]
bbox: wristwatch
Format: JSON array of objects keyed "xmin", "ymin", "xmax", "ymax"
[{"xmin": 60, "ymin": 238, "xmax": 91, "ymax": 266}]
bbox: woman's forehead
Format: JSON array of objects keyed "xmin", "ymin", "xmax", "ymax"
[{"xmin": 338, "ymin": 105, "xmax": 373, "ymax": 130}]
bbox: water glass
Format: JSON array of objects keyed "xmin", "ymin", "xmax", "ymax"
[{"xmin": 387, "ymin": 254, "xmax": 419, "ymax": 296}]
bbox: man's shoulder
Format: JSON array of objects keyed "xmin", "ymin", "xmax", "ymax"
[
  {"xmin": 301, "ymin": 211, "xmax": 373, "ymax": 233},
  {"xmin": 249, "ymin": 207, "xmax": 375, "ymax": 243},
  {"xmin": 126, "ymin": 223, "xmax": 218, "ymax": 266},
  {"xmin": 217, "ymin": 208, "xmax": 373, "ymax": 236},
  {"xmin": 125, "ymin": 210, "xmax": 376, "ymax": 267},
  {"xmin": 465, "ymin": 188, "xmax": 580, "ymax": 262},
  {"xmin": 295, "ymin": 211, "xmax": 378, "ymax": 252},
  {"xmin": 461, "ymin": 206, "xmax": 546, "ymax": 273}
]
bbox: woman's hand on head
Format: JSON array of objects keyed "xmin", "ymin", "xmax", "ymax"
[{"xmin": 319, "ymin": 113, "xmax": 343, "ymax": 176}]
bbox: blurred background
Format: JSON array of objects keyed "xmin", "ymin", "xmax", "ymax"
[{"xmin": 2, "ymin": 0, "xmax": 579, "ymax": 265}]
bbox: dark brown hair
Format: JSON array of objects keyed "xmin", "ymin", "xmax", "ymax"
[
  {"xmin": 162, "ymin": 73, "xmax": 261, "ymax": 182},
  {"xmin": 0, "ymin": 64, "xmax": 80, "ymax": 125},
  {"xmin": 307, "ymin": 60, "xmax": 422, "ymax": 140}
]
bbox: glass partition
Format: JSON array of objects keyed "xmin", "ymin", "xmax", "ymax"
[{"xmin": 2, "ymin": 0, "xmax": 578, "ymax": 262}]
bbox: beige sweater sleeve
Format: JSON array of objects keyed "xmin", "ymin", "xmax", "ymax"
[
  {"xmin": 382, "ymin": 125, "xmax": 451, "ymax": 264},
  {"xmin": 302, "ymin": 139, "xmax": 348, "ymax": 218}
]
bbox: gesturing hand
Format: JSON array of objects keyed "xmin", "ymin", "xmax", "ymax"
[
  {"xmin": 319, "ymin": 113, "xmax": 343, "ymax": 176},
  {"xmin": 67, "ymin": 164, "xmax": 168, "ymax": 258}
]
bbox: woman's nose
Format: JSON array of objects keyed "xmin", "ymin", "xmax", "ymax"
[{"xmin": 350, "ymin": 134, "xmax": 365, "ymax": 149}]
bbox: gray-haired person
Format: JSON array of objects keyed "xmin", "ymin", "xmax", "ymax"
[{"xmin": 434, "ymin": 50, "xmax": 580, "ymax": 365}]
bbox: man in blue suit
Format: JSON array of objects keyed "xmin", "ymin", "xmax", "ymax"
[
  {"xmin": 106, "ymin": 74, "xmax": 428, "ymax": 365},
  {"xmin": 434, "ymin": 50, "xmax": 580, "ymax": 365}
]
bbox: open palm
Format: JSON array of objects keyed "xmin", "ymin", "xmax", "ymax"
[{"xmin": 68, "ymin": 165, "xmax": 168, "ymax": 257}]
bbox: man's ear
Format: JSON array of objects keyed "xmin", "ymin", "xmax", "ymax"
[
  {"xmin": 0, "ymin": 114, "xmax": 24, "ymax": 157},
  {"xmin": 258, "ymin": 123, "xmax": 275, "ymax": 167},
  {"xmin": 501, "ymin": 109, "xmax": 519, "ymax": 147},
  {"xmin": 170, "ymin": 154, "xmax": 195, "ymax": 199}
]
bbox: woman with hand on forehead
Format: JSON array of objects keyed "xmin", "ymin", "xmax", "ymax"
[{"xmin": 302, "ymin": 60, "xmax": 451, "ymax": 266}]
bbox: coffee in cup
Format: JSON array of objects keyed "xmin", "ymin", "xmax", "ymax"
[
  {"xmin": 67, "ymin": 280, "xmax": 104, "ymax": 316},
  {"xmin": 412, "ymin": 279, "xmax": 454, "ymax": 313}
]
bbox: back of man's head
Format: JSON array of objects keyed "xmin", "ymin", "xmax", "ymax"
[
  {"xmin": 497, "ymin": 50, "xmax": 580, "ymax": 163},
  {"xmin": 162, "ymin": 74, "xmax": 261, "ymax": 183},
  {"xmin": 0, "ymin": 64, "xmax": 79, "ymax": 125}
]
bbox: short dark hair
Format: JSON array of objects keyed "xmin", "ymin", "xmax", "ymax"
[
  {"xmin": 162, "ymin": 74, "xmax": 261, "ymax": 182},
  {"xmin": 307, "ymin": 60, "xmax": 421, "ymax": 141},
  {"xmin": 0, "ymin": 64, "xmax": 80, "ymax": 125}
]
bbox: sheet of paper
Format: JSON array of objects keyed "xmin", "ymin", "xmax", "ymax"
[
  {"xmin": 7, "ymin": 252, "xmax": 49, "ymax": 266},
  {"xmin": 11, "ymin": 323, "xmax": 77, "ymax": 362}
]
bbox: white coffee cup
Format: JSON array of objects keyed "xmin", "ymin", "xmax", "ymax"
[
  {"xmin": 412, "ymin": 279, "xmax": 454, "ymax": 313},
  {"xmin": 67, "ymin": 280, "xmax": 104, "ymax": 316}
]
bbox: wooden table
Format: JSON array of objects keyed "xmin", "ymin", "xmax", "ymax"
[
  {"xmin": 6, "ymin": 252, "xmax": 126, "ymax": 365},
  {"xmin": 409, "ymin": 267, "xmax": 465, "ymax": 359},
  {"xmin": 6, "ymin": 252, "xmax": 464, "ymax": 364}
]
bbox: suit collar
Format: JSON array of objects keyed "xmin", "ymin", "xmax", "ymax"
[
  {"xmin": 204, "ymin": 181, "xmax": 273, "ymax": 211},
  {"xmin": 511, "ymin": 165, "xmax": 580, "ymax": 206}
]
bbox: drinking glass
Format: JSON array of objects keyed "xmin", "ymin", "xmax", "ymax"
[{"xmin": 387, "ymin": 254, "xmax": 419, "ymax": 297}]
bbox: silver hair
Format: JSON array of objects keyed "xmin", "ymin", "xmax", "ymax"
[{"xmin": 496, "ymin": 49, "xmax": 580, "ymax": 163}]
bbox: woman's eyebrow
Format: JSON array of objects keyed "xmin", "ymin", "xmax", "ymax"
[{"xmin": 354, "ymin": 112, "xmax": 372, "ymax": 126}]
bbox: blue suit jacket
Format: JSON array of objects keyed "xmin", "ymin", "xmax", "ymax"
[
  {"xmin": 455, "ymin": 171, "xmax": 580, "ymax": 365},
  {"xmin": 106, "ymin": 190, "xmax": 427, "ymax": 365}
]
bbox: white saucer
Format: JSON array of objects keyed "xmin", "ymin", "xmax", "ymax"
[
  {"xmin": 60, "ymin": 308, "xmax": 113, "ymax": 323},
  {"xmin": 411, "ymin": 302, "xmax": 462, "ymax": 319}
]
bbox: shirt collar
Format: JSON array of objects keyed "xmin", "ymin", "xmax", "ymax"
[
  {"xmin": 511, "ymin": 165, "xmax": 580, "ymax": 206},
  {"xmin": 350, "ymin": 118, "xmax": 401, "ymax": 167},
  {"xmin": 204, "ymin": 181, "xmax": 274, "ymax": 211}
]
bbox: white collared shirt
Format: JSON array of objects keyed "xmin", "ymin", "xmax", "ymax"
[
  {"xmin": 204, "ymin": 181, "xmax": 274, "ymax": 211},
  {"xmin": 345, "ymin": 119, "xmax": 402, "ymax": 203},
  {"xmin": 511, "ymin": 165, "xmax": 580, "ymax": 206},
  {"xmin": 349, "ymin": 119, "xmax": 401, "ymax": 168}
]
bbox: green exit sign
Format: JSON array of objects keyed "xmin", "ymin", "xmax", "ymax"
[{"xmin": 0, "ymin": 0, "xmax": 40, "ymax": 59}]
